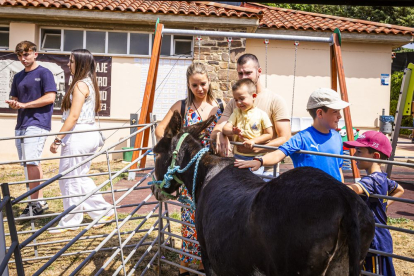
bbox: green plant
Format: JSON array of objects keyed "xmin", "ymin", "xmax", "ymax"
[
  {"xmin": 390, "ymin": 71, "xmax": 413, "ymax": 135},
  {"xmin": 388, "ymin": 217, "xmax": 410, "ymax": 225},
  {"xmin": 170, "ymin": 212, "xmax": 181, "ymax": 220}
]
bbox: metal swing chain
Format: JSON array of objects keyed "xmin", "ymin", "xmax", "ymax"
[
  {"xmin": 227, "ymin": 37, "xmax": 232, "ymax": 89},
  {"xmin": 291, "ymin": 41, "xmax": 299, "ymax": 129},
  {"xmin": 197, "ymin": 36, "xmax": 202, "ymax": 63},
  {"xmin": 264, "ymin": 39, "xmax": 269, "ymax": 88}
]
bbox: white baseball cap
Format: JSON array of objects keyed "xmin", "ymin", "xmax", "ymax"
[{"xmin": 307, "ymin": 88, "xmax": 350, "ymax": 110}]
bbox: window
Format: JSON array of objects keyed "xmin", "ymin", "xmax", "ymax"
[
  {"xmin": 174, "ymin": 36, "xmax": 193, "ymax": 56},
  {"xmin": 41, "ymin": 29, "xmax": 61, "ymax": 50},
  {"xmin": 108, "ymin": 32, "xmax": 128, "ymax": 54},
  {"xmin": 38, "ymin": 27, "xmax": 192, "ymax": 57},
  {"xmin": 86, "ymin": 31, "xmax": 106, "ymax": 53},
  {"xmin": 130, "ymin": 33, "xmax": 150, "ymax": 55},
  {"xmin": 0, "ymin": 27, "xmax": 9, "ymax": 49},
  {"xmin": 155, "ymin": 35, "xmax": 193, "ymax": 56},
  {"xmin": 161, "ymin": 35, "xmax": 172, "ymax": 56},
  {"xmin": 63, "ymin": 30, "xmax": 83, "ymax": 52}
]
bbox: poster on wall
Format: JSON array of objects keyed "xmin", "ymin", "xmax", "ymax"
[
  {"xmin": 381, "ymin": 73, "xmax": 390, "ymax": 86},
  {"xmin": 0, "ymin": 52, "xmax": 111, "ymax": 116}
]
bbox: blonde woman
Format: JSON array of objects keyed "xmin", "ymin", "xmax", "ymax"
[
  {"xmin": 49, "ymin": 49, "xmax": 114, "ymax": 234},
  {"xmin": 155, "ymin": 63, "xmax": 224, "ymax": 275}
]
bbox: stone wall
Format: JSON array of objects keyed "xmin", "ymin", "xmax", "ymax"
[{"xmin": 193, "ymin": 29, "xmax": 246, "ymax": 102}]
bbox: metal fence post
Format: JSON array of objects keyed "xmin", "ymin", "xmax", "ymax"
[
  {"xmin": 1, "ymin": 183, "xmax": 24, "ymax": 276},
  {"xmin": 157, "ymin": 202, "xmax": 163, "ymax": 276},
  {"xmin": 105, "ymin": 151, "xmax": 127, "ymax": 276},
  {"xmin": 0, "ymin": 189, "xmax": 9, "ymax": 276},
  {"xmin": 128, "ymin": 114, "xmax": 139, "ymax": 181}
]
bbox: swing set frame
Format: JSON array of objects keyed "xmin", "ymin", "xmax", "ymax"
[{"xmin": 131, "ymin": 23, "xmax": 361, "ymax": 181}]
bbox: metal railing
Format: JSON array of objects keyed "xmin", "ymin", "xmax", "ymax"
[{"xmin": 1, "ymin": 121, "xmax": 164, "ymax": 276}]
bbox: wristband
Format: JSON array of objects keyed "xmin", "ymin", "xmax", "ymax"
[
  {"xmin": 252, "ymin": 157, "xmax": 263, "ymax": 167},
  {"xmin": 54, "ymin": 137, "xmax": 62, "ymax": 145}
]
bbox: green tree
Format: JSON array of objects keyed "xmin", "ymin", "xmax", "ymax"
[{"xmin": 265, "ymin": 4, "xmax": 414, "ymax": 27}]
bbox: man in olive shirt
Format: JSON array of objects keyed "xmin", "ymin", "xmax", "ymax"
[{"xmin": 212, "ymin": 53, "xmax": 291, "ymax": 157}]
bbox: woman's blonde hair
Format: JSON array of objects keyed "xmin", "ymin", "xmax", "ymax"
[
  {"xmin": 185, "ymin": 62, "xmax": 214, "ymax": 106},
  {"xmin": 61, "ymin": 49, "xmax": 101, "ymax": 113}
]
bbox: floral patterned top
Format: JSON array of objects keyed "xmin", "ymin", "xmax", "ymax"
[{"xmin": 183, "ymin": 105, "xmax": 222, "ymax": 147}]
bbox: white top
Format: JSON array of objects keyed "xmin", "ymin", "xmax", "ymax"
[{"xmin": 62, "ymin": 77, "xmax": 96, "ymax": 124}]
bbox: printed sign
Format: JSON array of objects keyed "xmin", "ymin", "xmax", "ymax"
[
  {"xmin": 0, "ymin": 52, "xmax": 111, "ymax": 116},
  {"xmin": 381, "ymin": 73, "xmax": 390, "ymax": 86}
]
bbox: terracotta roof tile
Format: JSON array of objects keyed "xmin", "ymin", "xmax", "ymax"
[
  {"xmin": 243, "ymin": 2, "xmax": 414, "ymax": 36},
  {"xmin": 2, "ymin": 0, "xmax": 411, "ymax": 36},
  {"xmin": 0, "ymin": 0, "xmax": 261, "ymax": 18}
]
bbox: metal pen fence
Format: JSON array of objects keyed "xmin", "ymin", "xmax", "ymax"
[
  {"xmin": 0, "ymin": 121, "xmax": 168, "ymax": 276},
  {"xmin": 1, "ymin": 122, "xmax": 414, "ymax": 275}
]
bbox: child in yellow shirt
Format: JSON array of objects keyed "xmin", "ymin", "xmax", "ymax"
[{"xmin": 223, "ymin": 78, "xmax": 273, "ymax": 175}]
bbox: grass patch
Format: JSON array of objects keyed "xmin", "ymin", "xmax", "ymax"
[
  {"xmin": 388, "ymin": 217, "xmax": 411, "ymax": 225},
  {"xmin": 389, "ymin": 218, "xmax": 414, "ymax": 275}
]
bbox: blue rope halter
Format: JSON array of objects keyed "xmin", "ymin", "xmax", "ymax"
[{"xmin": 149, "ymin": 133, "xmax": 209, "ymax": 210}]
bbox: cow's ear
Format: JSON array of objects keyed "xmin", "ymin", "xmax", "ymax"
[
  {"xmin": 164, "ymin": 111, "xmax": 183, "ymax": 139},
  {"xmin": 186, "ymin": 115, "xmax": 216, "ymax": 140}
]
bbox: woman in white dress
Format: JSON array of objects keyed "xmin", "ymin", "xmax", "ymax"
[{"xmin": 49, "ymin": 49, "xmax": 114, "ymax": 234}]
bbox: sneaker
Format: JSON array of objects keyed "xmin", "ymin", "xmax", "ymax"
[
  {"xmin": 93, "ymin": 214, "xmax": 115, "ymax": 229},
  {"xmin": 48, "ymin": 227, "xmax": 78, "ymax": 234},
  {"xmin": 19, "ymin": 202, "xmax": 49, "ymax": 218}
]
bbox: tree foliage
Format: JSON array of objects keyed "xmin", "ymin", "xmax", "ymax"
[
  {"xmin": 266, "ymin": 4, "xmax": 414, "ymax": 27},
  {"xmin": 390, "ymin": 71, "xmax": 412, "ymax": 134}
]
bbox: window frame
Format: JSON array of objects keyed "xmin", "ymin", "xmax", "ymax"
[
  {"xmin": 85, "ymin": 30, "xmax": 107, "ymax": 55},
  {"xmin": 41, "ymin": 33, "xmax": 62, "ymax": 51},
  {"xmin": 129, "ymin": 32, "xmax": 152, "ymax": 56},
  {"xmin": 107, "ymin": 31, "xmax": 129, "ymax": 55},
  {"xmin": 173, "ymin": 38, "xmax": 194, "ymax": 57},
  {"xmin": 62, "ymin": 29, "xmax": 85, "ymax": 52}
]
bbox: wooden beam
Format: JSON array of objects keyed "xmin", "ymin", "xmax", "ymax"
[
  {"xmin": 332, "ymin": 33, "xmax": 361, "ymax": 181},
  {"xmin": 131, "ymin": 23, "xmax": 163, "ymax": 170},
  {"xmin": 139, "ymin": 53, "xmax": 160, "ymax": 169},
  {"xmin": 330, "ymin": 44, "xmax": 337, "ymax": 92}
]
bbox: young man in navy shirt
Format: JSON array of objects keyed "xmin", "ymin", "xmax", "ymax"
[
  {"xmin": 6, "ymin": 41, "xmax": 56, "ymax": 217},
  {"xmin": 235, "ymin": 88, "xmax": 348, "ymax": 182},
  {"xmin": 344, "ymin": 131, "xmax": 404, "ymax": 276}
]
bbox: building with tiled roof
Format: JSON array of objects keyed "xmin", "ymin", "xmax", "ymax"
[
  {"xmin": 0, "ymin": 1, "xmax": 412, "ymax": 161},
  {"xmin": 245, "ymin": 2, "xmax": 413, "ymax": 36}
]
